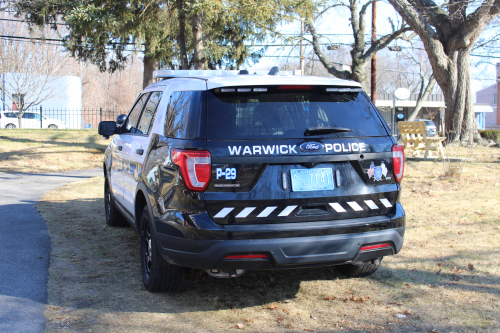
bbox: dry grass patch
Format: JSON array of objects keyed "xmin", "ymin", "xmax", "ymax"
[
  {"xmin": 0, "ymin": 129, "xmax": 109, "ymax": 173},
  {"xmin": 37, "ymin": 147, "xmax": 500, "ymax": 332}
]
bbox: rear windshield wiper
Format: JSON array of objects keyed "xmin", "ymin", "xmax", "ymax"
[{"xmin": 304, "ymin": 127, "xmax": 353, "ymax": 136}]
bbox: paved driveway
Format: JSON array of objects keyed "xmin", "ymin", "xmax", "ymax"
[{"xmin": 0, "ymin": 169, "xmax": 103, "ymax": 332}]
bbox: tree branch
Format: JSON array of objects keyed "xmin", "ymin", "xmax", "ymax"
[
  {"xmin": 306, "ymin": 17, "xmax": 351, "ymax": 79},
  {"xmin": 362, "ymin": 25, "xmax": 412, "ymax": 61}
]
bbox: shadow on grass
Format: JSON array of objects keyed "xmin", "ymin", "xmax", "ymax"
[
  {"xmin": 39, "ymin": 195, "xmax": 500, "ymax": 319},
  {"xmin": 0, "ymin": 130, "xmax": 107, "ymax": 150}
]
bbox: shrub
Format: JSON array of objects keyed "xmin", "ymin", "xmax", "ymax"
[{"xmin": 479, "ymin": 130, "xmax": 500, "ymax": 143}]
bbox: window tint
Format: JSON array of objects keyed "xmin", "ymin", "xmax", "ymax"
[
  {"xmin": 22, "ymin": 113, "xmax": 34, "ymax": 119},
  {"xmin": 126, "ymin": 93, "xmax": 150, "ymax": 133},
  {"xmin": 165, "ymin": 91, "xmax": 204, "ymax": 139},
  {"xmin": 3, "ymin": 112, "xmax": 17, "ymax": 118},
  {"xmin": 137, "ymin": 92, "xmax": 162, "ymax": 135},
  {"xmin": 207, "ymin": 88, "xmax": 388, "ymax": 139}
]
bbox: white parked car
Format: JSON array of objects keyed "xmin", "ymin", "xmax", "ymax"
[{"xmin": 0, "ymin": 111, "xmax": 67, "ymax": 129}]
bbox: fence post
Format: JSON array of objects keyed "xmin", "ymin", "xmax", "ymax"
[
  {"xmin": 100, "ymin": 108, "xmax": 102, "ymax": 123},
  {"xmin": 40, "ymin": 106, "xmax": 43, "ymax": 129}
]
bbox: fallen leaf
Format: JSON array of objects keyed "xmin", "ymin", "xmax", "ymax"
[
  {"xmin": 324, "ymin": 296, "xmax": 335, "ymax": 300},
  {"xmin": 468, "ymin": 263, "xmax": 474, "ymax": 271},
  {"xmin": 276, "ymin": 317, "xmax": 284, "ymax": 322},
  {"xmin": 267, "ymin": 304, "xmax": 278, "ymax": 310},
  {"xmin": 235, "ymin": 323, "xmax": 244, "ymax": 329}
]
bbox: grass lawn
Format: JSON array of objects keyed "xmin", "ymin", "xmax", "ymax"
[
  {"xmin": 36, "ymin": 146, "xmax": 500, "ymax": 332},
  {"xmin": 0, "ymin": 129, "xmax": 109, "ymax": 173}
]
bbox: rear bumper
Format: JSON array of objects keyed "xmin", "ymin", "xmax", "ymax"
[
  {"xmin": 155, "ymin": 203, "xmax": 405, "ymax": 270},
  {"xmin": 157, "ymin": 227, "xmax": 404, "ymax": 270}
]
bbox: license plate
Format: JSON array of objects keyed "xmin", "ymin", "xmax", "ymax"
[{"xmin": 290, "ymin": 168, "xmax": 334, "ymax": 192}]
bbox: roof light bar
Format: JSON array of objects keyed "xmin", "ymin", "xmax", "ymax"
[
  {"xmin": 221, "ymin": 88, "xmax": 235, "ymax": 92},
  {"xmin": 237, "ymin": 88, "xmax": 252, "ymax": 92},
  {"xmin": 254, "ymin": 88, "xmax": 267, "ymax": 92}
]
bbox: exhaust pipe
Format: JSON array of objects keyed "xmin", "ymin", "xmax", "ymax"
[{"xmin": 206, "ymin": 269, "xmax": 245, "ymax": 278}]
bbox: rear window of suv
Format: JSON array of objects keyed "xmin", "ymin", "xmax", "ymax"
[{"xmin": 206, "ymin": 86, "xmax": 388, "ymax": 139}]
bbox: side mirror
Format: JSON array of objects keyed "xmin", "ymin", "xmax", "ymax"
[
  {"xmin": 116, "ymin": 114, "xmax": 127, "ymax": 126},
  {"xmin": 98, "ymin": 121, "xmax": 117, "ymax": 139}
]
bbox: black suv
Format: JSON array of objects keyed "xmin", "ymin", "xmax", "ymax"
[{"xmin": 98, "ymin": 69, "xmax": 406, "ymax": 292}]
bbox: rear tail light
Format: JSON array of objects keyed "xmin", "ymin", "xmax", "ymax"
[
  {"xmin": 360, "ymin": 243, "xmax": 392, "ymax": 251},
  {"xmin": 225, "ymin": 254, "xmax": 268, "ymax": 259},
  {"xmin": 392, "ymin": 144, "xmax": 404, "ymax": 183},
  {"xmin": 277, "ymin": 85, "xmax": 314, "ymax": 90},
  {"xmin": 171, "ymin": 149, "xmax": 211, "ymax": 192}
]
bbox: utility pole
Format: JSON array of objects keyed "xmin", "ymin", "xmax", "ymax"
[
  {"xmin": 300, "ymin": 20, "xmax": 305, "ymax": 75},
  {"xmin": 371, "ymin": 1, "xmax": 377, "ymax": 102}
]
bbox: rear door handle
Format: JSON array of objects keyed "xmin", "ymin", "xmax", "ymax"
[
  {"xmin": 136, "ymin": 149, "xmax": 144, "ymax": 155},
  {"xmin": 117, "ymin": 146, "xmax": 123, "ymax": 151}
]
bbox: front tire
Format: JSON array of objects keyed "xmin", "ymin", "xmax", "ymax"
[
  {"xmin": 104, "ymin": 181, "xmax": 128, "ymax": 227},
  {"xmin": 337, "ymin": 259, "xmax": 382, "ymax": 277},
  {"xmin": 48, "ymin": 124, "xmax": 58, "ymax": 129},
  {"xmin": 140, "ymin": 207, "xmax": 183, "ymax": 292}
]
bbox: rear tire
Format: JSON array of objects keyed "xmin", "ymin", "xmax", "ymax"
[
  {"xmin": 337, "ymin": 259, "xmax": 382, "ymax": 277},
  {"xmin": 104, "ymin": 181, "xmax": 128, "ymax": 227},
  {"xmin": 48, "ymin": 124, "xmax": 58, "ymax": 129},
  {"xmin": 6, "ymin": 124, "xmax": 16, "ymax": 129},
  {"xmin": 140, "ymin": 206, "xmax": 183, "ymax": 292}
]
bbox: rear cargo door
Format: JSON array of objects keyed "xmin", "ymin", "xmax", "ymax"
[{"xmin": 203, "ymin": 85, "xmax": 398, "ymax": 225}]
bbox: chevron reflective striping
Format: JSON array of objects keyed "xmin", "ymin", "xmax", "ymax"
[
  {"xmin": 236, "ymin": 207, "xmax": 256, "ymax": 218},
  {"xmin": 257, "ymin": 206, "xmax": 278, "ymax": 217},
  {"xmin": 278, "ymin": 205, "xmax": 298, "ymax": 217},
  {"xmin": 379, "ymin": 198, "xmax": 393, "ymax": 208},
  {"xmin": 329, "ymin": 202, "xmax": 346, "ymax": 213},
  {"xmin": 214, "ymin": 207, "xmax": 234, "ymax": 218},
  {"xmin": 364, "ymin": 200, "xmax": 379, "ymax": 210},
  {"xmin": 347, "ymin": 201, "xmax": 363, "ymax": 211}
]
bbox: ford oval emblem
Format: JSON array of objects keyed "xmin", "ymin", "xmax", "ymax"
[{"xmin": 299, "ymin": 142, "xmax": 324, "ymax": 152}]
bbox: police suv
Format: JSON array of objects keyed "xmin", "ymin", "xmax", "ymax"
[{"xmin": 98, "ymin": 68, "xmax": 406, "ymax": 292}]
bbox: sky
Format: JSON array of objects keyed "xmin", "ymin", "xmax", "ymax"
[{"xmin": 245, "ymin": 1, "xmax": 498, "ymax": 99}]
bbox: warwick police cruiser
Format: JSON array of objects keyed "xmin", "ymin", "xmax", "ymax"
[{"xmin": 98, "ymin": 68, "xmax": 406, "ymax": 292}]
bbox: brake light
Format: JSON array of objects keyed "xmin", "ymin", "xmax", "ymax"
[
  {"xmin": 392, "ymin": 144, "xmax": 404, "ymax": 183},
  {"xmin": 225, "ymin": 254, "xmax": 268, "ymax": 259},
  {"xmin": 171, "ymin": 149, "xmax": 211, "ymax": 192},
  {"xmin": 360, "ymin": 243, "xmax": 391, "ymax": 251},
  {"xmin": 277, "ymin": 85, "xmax": 314, "ymax": 90}
]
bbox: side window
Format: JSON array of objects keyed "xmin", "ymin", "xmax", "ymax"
[
  {"xmin": 126, "ymin": 93, "xmax": 150, "ymax": 133},
  {"xmin": 22, "ymin": 113, "xmax": 33, "ymax": 119},
  {"xmin": 165, "ymin": 91, "xmax": 194, "ymax": 138},
  {"xmin": 33, "ymin": 114, "xmax": 41, "ymax": 121},
  {"xmin": 137, "ymin": 92, "xmax": 162, "ymax": 135}
]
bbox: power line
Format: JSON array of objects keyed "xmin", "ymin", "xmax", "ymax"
[{"xmin": 1, "ymin": 33, "xmax": 498, "ymax": 60}]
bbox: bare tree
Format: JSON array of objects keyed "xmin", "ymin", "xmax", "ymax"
[
  {"xmin": 387, "ymin": 0, "xmax": 500, "ymax": 144},
  {"xmin": 0, "ymin": 14, "xmax": 68, "ymax": 128},
  {"xmin": 306, "ymin": 0, "xmax": 412, "ymax": 90}
]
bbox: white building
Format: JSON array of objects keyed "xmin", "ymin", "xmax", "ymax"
[{"xmin": 1, "ymin": 74, "xmax": 82, "ymax": 129}]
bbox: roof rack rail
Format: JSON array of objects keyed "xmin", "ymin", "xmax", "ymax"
[{"xmin": 153, "ymin": 69, "xmax": 298, "ymax": 79}]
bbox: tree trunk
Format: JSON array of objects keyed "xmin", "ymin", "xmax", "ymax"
[
  {"xmin": 143, "ymin": 35, "xmax": 159, "ymax": 89},
  {"xmin": 408, "ymin": 77, "xmax": 436, "ymax": 121},
  {"xmin": 438, "ymin": 50, "xmax": 470, "ymax": 143},
  {"xmin": 17, "ymin": 114, "xmax": 23, "ymax": 129},
  {"xmin": 191, "ymin": 0, "xmax": 205, "ymax": 70},
  {"xmin": 177, "ymin": 0, "xmax": 189, "ymax": 69},
  {"xmin": 350, "ymin": 59, "xmax": 368, "ymax": 92}
]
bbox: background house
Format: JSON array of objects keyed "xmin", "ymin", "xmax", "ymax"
[{"xmin": 476, "ymin": 63, "xmax": 500, "ymax": 130}]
